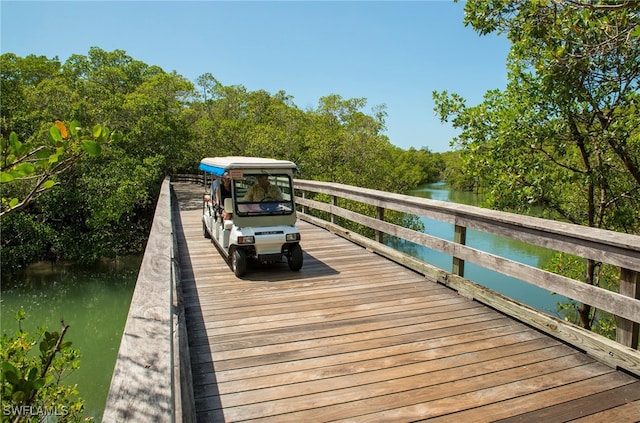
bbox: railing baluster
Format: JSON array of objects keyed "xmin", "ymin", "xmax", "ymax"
[
  {"xmin": 616, "ymin": 268, "xmax": 639, "ymax": 349},
  {"xmin": 376, "ymin": 206, "xmax": 385, "ymax": 243},
  {"xmin": 331, "ymin": 195, "xmax": 337, "ymax": 224},
  {"xmin": 301, "ymin": 191, "xmax": 307, "ymax": 215},
  {"xmin": 453, "ymin": 224, "xmax": 466, "ymax": 277}
]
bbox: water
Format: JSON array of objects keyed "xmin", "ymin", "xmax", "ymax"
[
  {"xmin": 390, "ymin": 181, "xmax": 564, "ymax": 316},
  {"xmin": 1, "ymin": 256, "xmax": 141, "ymax": 421}
]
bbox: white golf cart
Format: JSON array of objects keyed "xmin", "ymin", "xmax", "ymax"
[{"xmin": 199, "ymin": 156, "xmax": 303, "ymax": 277}]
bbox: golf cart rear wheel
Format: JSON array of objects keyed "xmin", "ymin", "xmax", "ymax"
[
  {"xmin": 288, "ymin": 243, "xmax": 303, "ymax": 271},
  {"xmin": 231, "ymin": 248, "xmax": 248, "ymax": 277}
]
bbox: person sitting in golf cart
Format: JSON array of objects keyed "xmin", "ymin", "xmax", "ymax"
[
  {"xmin": 243, "ymin": 174, "xmax": 284, "ymax": 202},
  {"xmin": 216, "ymin": 175, "xmax": 233, "ymax": 220}
]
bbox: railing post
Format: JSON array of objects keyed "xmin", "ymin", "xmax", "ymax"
[
  {"xmin": 331, "ymin": 195, "xmax": 337, "ymax": 224},
  {"xmin": 452, "ymin": 224, "xmax": 466, "ymax": 277},
  {"xmin": 376, "ymin": 206, "xmax": 385, "ymax": 243},
  {"xmin": 616, "ymin": 268, "xmax": 639, "ymax": 349},
  {"xmin": 301, "ymin": 191, "xmax": 307, "ymax": 215}
]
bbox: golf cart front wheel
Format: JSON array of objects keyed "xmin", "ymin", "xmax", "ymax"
[
  {"xmin": 288, "ymin": 243, "xmax": 303, "ymax": 271},
  {"xmin": 231, "ymin": 248, "xmax": 248, "ymax": 277}
]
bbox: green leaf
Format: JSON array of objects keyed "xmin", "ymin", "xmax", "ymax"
[
  {"xmin": 9, "ymin": 198, "xmax": 19, "ymax": 208},
  {"xmin": 111, "ymin": 131, "xmax": 123, "ymax": 142},
  {"xmin": 2, "ymin": 361, "xmax": 20, "ymax": 376},
  {"xmin": 0, "ymin": 171, "xmax": 15, "ymax": 183},
  {"xmin": 33, "ymin": 378, "xmax": 45, "ymax": 389},
  {"xmin": 14, "ymin": 162, "xmax": 35, "ymax": 175},
  {"xmin": 70, "ymin": 120, "xmax": 81, "ymax": 137},
  {"xmin": 81, "ymin": 139, "xmax": 101, "ymax": 155},
  {"xmin": 8, "ymin": 132, "xmax": 22, "ymax": 153},
  {"xmin": 9, "ymin": 169, "xmax": 26, "ymax": 178},
  {"xmin": 42, "ymin": 179, "xmax": 56, "ymax": 189},
  {"xmin": 35, "ymin": 148, "xmax": 51, "ymax": 159},
  {"xmin": 27, "ymin": 367, "xmax": 38, "ymax": 381},
  {"xmin": 92, "ymin": 124, "xmax": 103, "ymax": 138},
  {"xmin": 15, "ymin": 307, "xmax": 26, "ymax": 321},
  {"xmin": 49, "ymin": 125, "xmax": 63, "ymax": 142},
  {"xmin": 4, "ymin": 369, "xmax": 21, "ymax": 385}
]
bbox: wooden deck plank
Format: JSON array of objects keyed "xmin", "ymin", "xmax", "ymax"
[
  {"xmin": 493, "ymin": 381, "xmax": 640, "ymax": 422},
  {"xmin": 568, "ymin": 398, "xmax": 640, "ymax": 422},
  {"xmin": 197, "ymin": 320, "xmax": 531, "ymax": 375},
  {"xmin": 190, "ymin": 324, "xmax": 542, "ymax": 394},
  {"xmin": 210, "ymin": 339, "xmax": 564, "ymax": 395},
  {"xmin": 191, "ymin": 307, "xmax": 503, "ymax": 356},
  {"xmin": 209, "ymin": 344, "xmax": 581, "ymax": 408},
  {"xmin": 171, "ymin": 182, "xmax": 640, "ymax": 422},
  {"xmin": 215, "ymin": 361, "xmax": 610, "ymax": 422}
]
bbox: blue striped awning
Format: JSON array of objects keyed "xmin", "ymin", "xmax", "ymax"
[{"xmin": 198, "ymin": 162, "xmax": 226, "ymax": 176}]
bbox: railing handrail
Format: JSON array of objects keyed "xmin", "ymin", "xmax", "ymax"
[{"xmin": 293, "ymin": 179, "xmax": 640, "ymax": 271}]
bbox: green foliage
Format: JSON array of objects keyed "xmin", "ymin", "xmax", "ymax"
[
  {"xmin": 80, "ymin": 153, "xmax": 165, "ymax": 261},
  {"xmin": 543, "ymin": 252, "xmax": 619, "ymax": 338},
  {"xmin": 435, "ymin": 1, "xmax": 640, "ymax": 330},
  {"xmin": 1, "ymin": 121, "xmax": 118, "ymax": 218},
  {"xmin": 0, "ymin": 212, "xmax": 58, "ymax": 274},
  {"xmin": 0, "ymin": 47, "xmax": 442, "ymax": 270},
  {"xmin": 435, "ymin": 1, "xmax": 640, "ymax": 231},
  {"xmin": 0, "ymin": 49, "xmax": 183, "ymax": 269},
  {"xmin": 438, "ymin": 150, "xmax": 477, "ymax": 191},
  {"xmin": 1, "ymin": 310, "xmax": 87, "ymax": 422},
  {"xmin": 190, "ymin": 83, "xmax": 438, "ymax": 191}
]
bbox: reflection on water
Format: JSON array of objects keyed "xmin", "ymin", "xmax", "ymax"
[
  {"xmin": 1, "ymin": 256, "xmax": 141, "ymax": 421},
  {"xmin": 393, "ymin": 182, "xmax": 565, "ymax": 315},
  {"xmin": 413, "ymin": 180, "xmax": 483, "ymax": 205}
]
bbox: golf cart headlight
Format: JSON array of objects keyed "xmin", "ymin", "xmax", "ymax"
[
  {"xmin": 286, "ymin": 233, "xmax": 301, "ymax": 242},
  {"xmin": 238, "ymin": 236, "xmax": 254, "ymax": 244}
]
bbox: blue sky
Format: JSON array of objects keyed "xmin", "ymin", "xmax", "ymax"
[{"xmin": 1, "ymin": 1, "xmax": 511, "ymax": 152}]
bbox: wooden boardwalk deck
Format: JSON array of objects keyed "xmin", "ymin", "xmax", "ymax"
[{"xmin": 172, "ymin": 182, "xmax": 640, "ymax": 422}]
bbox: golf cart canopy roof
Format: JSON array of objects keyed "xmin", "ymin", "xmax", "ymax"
[{"xmin": 199, "ymin": 156, "xmax": 298, "ymax": 177}]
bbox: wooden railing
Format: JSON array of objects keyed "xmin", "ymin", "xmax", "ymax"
[
  {"xmin": 103, "ymin": 177, "xmax": 195, "ymax": 422},
  {"xmin": 293, "ymin": 179, "xmax": 640, "ymax": 376},
  {"xmin": 171, "ymin": 174, "xmax": 640, "ymax": 375},
  {"xmin": 173, "ymin": 173, "xmax": 205, "ymax": 185}
]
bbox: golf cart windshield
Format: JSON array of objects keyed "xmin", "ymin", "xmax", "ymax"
[{"xmin": 234, "ymin": 174, "xmax": 295, "ymax": 216}]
